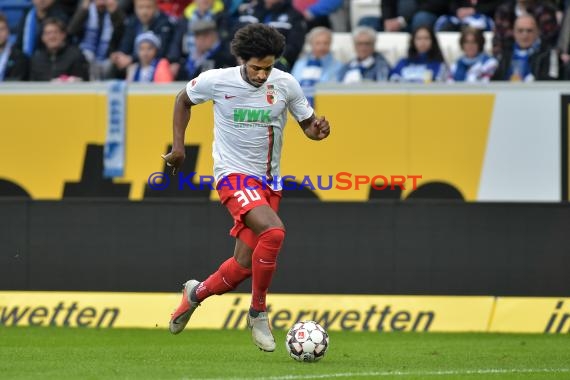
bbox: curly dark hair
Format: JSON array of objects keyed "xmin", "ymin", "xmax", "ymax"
[{"xmin": 231, "ymin": 23, "xmax": 285, "ymax": 61}]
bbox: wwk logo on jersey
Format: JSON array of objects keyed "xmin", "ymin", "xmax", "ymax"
[{"xmin": 233, "ymin": 108, "xmax": 271, "ymax": 123}]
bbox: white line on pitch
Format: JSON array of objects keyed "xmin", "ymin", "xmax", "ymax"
[{"xmin": 193, "ymin": 367, "xmax": 570, "ymax": 380}]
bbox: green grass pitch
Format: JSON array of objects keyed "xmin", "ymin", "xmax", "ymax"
[{"xmin": 0, "ymin": 327, "xmax": 569, "ymax": 379}]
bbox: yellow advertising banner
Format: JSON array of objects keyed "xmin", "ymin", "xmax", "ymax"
[
  {"xmin": 0, "ymin": 90, "xmax": 494, "ymax": 201},
  {"xmin": 0, "ymin": 292, "xmax": 493, "ymax": 332},
  {"xmin": 0, "ymin": 291, "xmax": 177, "ymax": 329},
  {"xmin": 489, "ymin": 297, "xmax": 570, "ymax": 333},
  {"xmin": 1, "ymin": 85, "xmax": 566, "ymax": 201}
]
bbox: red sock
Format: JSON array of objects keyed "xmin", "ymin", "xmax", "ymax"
[
  {"xmin": 251, "ymin": 227, "xmax": 285, "ymax": 311},
  {"xmin": 195, "ymin": 257, "xmax": 252, "ymax": 302},
  {"xmin": 238, "ymin": 228, "xmax": 258, "ymax": 250}
]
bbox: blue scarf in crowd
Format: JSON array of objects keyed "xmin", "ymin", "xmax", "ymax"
[
  {"xmin": 0, "ymin": 43, "xmax": 11, "ymax": 81},
  {"xmin": 22, "ymin": 8, "xmax": 37, "ymax": 57},
  {"xmin": 79, "ymin": 3, "xmax": 114, "ymax": 62},
  {"xmin": 342, "ymin": 55, "xmax": 376, "ymax": 83},
  {"xmin": 133, "ymin": 58, "xmax": 159, "ymax": 82},
  {"xmin": 184, "ymin": 11, "xmax": 215, "ymax": 55},
  {"xmin": 185, "ymin": 42, "xmax": 220, "ymax": 78},
  {"xmin": 299, "ymin": 57, "xmax": 322, "ymax": 87},
  {"xmin": 299, "ymin": 57, "xmax": 322, "ymax": 107},
  {"xmin": 508, "ymin": 39, "xmax": 541, "ymax": 80},
  {"xmin": 453, "ymin": 53, "xmax": 486, "ymax": 81}
]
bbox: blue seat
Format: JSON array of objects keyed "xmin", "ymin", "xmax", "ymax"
[{"xmin": 0, "ymin": 0, "xmax": 32, "ymax": 33}]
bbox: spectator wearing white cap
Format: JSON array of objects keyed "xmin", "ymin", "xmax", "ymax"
[
  {"xmin": 126, "ymin": 31, "xmax": 173, "ymax": 81},
  {"xmin": 111, "ymin": 0, "xmax": 180, "ymax": 79}
]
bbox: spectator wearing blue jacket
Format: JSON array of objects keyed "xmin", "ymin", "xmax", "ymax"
[
  {"xmin": 0, "ymin": 13, "xmax": 28, "ymax": 81},
  {"xmin": 337, "ymin": 26, "xmax": 391, "ymax": 84},
  {"xmin": 234, "ymin": 0, "xmax": 307, "ymax": 71},
  {"xmin": 292, "ymin": 26, "xmax": 342, "ymax": 106},
  {"xmin": 15, "ymin": 0, "xmax": 68, "ymax": 57},
  {"xmin": 434, "ymin": 0, "xmax": 501, "ymax": 32},
  {"xmin": 390, "ymin": 25, "xmax": 448, "ymax": 83},
  {"xmin": 492, "ymin": 14, "xmax": 561, "ymax": 81},
  {"xmin": 110, "ymin": 0, "xmax": 180, "ymax": 78},
  {"xmin": 449, "ymin": 27, "xmax": 498, "ymax": 82},
  {"xmin": 67, "ymin": 0, "xmax": 126, "ymax": 80}
]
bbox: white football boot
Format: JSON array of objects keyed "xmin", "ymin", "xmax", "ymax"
[{"xmin": 247, "ymin": 311, "xmax": 276, "ymax": 352}]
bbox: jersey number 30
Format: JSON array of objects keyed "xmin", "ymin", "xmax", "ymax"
[{"xmin": 234, "ymin": 189, "xmax": 261, "ymax": 207}]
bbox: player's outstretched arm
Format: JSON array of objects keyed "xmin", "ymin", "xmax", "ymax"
[
  {"xmin": 300, "ymin": 114, "xmax": 331, "ymax": 141},
  {"xmin": 162, "ymin": 88, "xmax": 194, "ymax": 175}
]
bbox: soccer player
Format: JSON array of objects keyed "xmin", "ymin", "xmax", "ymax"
[{"xmin": 163, "ymin": 23, "xmax": 330, "ymax": 352}]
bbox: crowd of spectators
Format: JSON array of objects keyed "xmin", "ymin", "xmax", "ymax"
[{"xmin": 0, "ymin": 0, "xmax": 569, "ymax": 88}]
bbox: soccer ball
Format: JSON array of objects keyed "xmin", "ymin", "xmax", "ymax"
[{"xmin": 285, "ymin": 321, "xmax": 329, "ymax": 362}]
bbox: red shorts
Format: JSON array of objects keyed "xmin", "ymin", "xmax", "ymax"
[{"xmin": 217, "ymin": 173, "xmax": 282, "ymax": 247}]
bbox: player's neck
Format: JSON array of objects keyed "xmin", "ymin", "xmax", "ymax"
[{"xmin": 240, "ymin": 65, "xmax": 262, "ymax": 88}]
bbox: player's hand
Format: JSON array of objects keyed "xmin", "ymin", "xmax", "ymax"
[
  {"xmin": 307, "ymin": 116, "xmax": 330, "ymax": 140},
  {"xmin": 161, "ymin": 149, "xmax": 185, "ymax": 175}
]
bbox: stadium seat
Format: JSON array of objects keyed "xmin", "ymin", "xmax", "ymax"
[
  {"xmin": 350, "ymin": 0, "xmax": 381, "ymax": 31},
  {"xmin": 0, "ymin": 0, "xmax": 32, "ymax": 33}
]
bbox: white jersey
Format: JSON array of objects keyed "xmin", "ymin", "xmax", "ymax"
[{"xmin": 186, "ymin": 66, "xmax": 314, "ymax": 190}]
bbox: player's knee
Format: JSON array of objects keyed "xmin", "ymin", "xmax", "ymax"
[
  {"xmin": 259, "ymin": 227, "xmax": 285, "ymax": 250},
  {"xmin": 235, "ymin": 254, "xmax": 252, "ymax": 269}
]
